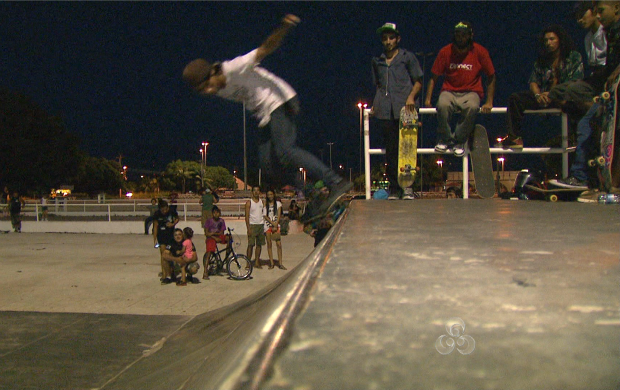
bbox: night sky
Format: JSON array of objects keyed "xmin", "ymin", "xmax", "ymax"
[{"xmin": 1, "ymin": 1, "xmax": 584, "ymax": 177}]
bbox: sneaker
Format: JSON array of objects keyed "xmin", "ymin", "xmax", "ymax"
[
  {"xmin": 577, "ymin": 189, "xmax": 601, "ymax": 203},
  {"xmin": 435, "ymin": 143, "xmax": 450, "ymax": 153},
  {"xmin": 403, "ymin": 188, "xmax": 414, "ymax": 200},
  {"xmin": 322, "ymin": 180, "xmax": 353, "ymax": 210},
  {"xmin": 160, "ymin": 278, "xmax": 173, "ymax": 285},
  {"xmin": 495, "ymin": 135, "xmax": 523, "ymax": 150},
  {"xmin": 387, "ymin": 193, "xmax": 399, "ymax": 200},
  {"xmin": 453, "ymin": 144, "xmax": 465, "ymax": 157},
  {"xmin": 548, "ymin": 176, "xmax": 588, "ymax": 190}
]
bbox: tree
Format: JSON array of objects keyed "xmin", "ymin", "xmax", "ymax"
[
  {"xmin": 204, "ymin": 166, "xmax": 235, "ymax": 190},
  {"xmin": 165, "ymin": 160, "xmax": 201, "ymax": 193},
  {"xmin": 73, "ymin": 155, "xmax": 125, "ymax": 196},
  {"xmin": 0, "ymin": 88, "xmax": 81, "ymax": 195}
]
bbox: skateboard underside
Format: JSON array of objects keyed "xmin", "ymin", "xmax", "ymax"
[
  {"xmin": 469, "ymin": 124, "xmax": 495, "ymax": 198},
  {"xmin": 595, "ymin": 77, "xmax": 619, "ymax": 192}
]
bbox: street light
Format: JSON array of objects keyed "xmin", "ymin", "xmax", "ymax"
[
  {"xmin": 201, "ymin": 142, "xmax": 209, "ymax": 188},
  {"xmin": 327, "ymin": 142, "xmax": 334, "ymax": 169},
  {"xmin": 357, "ymin": 102, "xmax": 367, "ymax": 175}
]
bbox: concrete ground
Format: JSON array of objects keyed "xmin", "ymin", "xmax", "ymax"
[
  {"xmin": 0, "ymin": 230, "xmax": 314, "ymax": 316},
  {"xmin": 1, "ymin": 200, "xmax": 619, "ymax": 390}
]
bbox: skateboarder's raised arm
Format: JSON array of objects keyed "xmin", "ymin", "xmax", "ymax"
[{"xmin": 255, "ymin": 14, "xmax": 300, "ymax": 63}]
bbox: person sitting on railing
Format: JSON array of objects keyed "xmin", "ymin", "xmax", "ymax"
[
  {"xmin": 424, "ymin": 21, "xmax": 496, "ymax": 158},
  {"xmin": 549, "ymin": 2, "xmax": 620, "ymax": 194},
  {"xmin": 498, "ymin": 25, "xmax": 584, "ymax": 150}
]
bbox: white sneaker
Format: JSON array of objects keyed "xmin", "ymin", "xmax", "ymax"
[
  {"xmin": 403, "ymin": 188, "xmax": 414, "ymax": 200},
  {"xmin": 453, "ymin": 144, "xmax": 465, "ymax": 157},
  {"xmin": 435, "ymin": 143, "xmax": 450, "ymax": 153}
]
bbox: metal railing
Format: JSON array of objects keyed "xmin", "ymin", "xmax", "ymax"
[
  {"xmin": 21, "ymin": 200, "xmax": 248, "ymax": 222},
  {"xmin": 363, "ymin": 107, "xmax": 572, "ymax": 199}
]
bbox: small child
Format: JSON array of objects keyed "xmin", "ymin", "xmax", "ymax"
[{"xmin": 178, "ymin": 227, "xmax": 195, "ymax": 286}]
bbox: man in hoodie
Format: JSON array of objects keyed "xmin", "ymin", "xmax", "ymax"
[{"xmin": 371, "ymin": 22, "xmax": 423, "ymax": 200}]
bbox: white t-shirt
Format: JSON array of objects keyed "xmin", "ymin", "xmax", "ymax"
[
  {"xmin": 263, "ymin": 200, "xmax": 282, "ymax": 231},
  {"xmin": 248, "ymin": 198, "xmax": 265, "ymax": 225},
  {"xmin": 218, "ymin": 49, "xmax": 297, "ymax": 127},
  {"xmin": 585, "ymin": 24, "xmax": 607, "ymax": 67}
]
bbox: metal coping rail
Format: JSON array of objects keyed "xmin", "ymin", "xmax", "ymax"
[{"xmin": 363, "ymin": 107, "xmax": 570, "ymax": 199}]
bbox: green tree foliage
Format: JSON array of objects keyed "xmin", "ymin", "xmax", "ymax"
[
  {"xmin": 165, "ymin": 160, "xmax": 200, "ymax": 193},
  {"xmin": 0, "ymin": 89, "xmax": 81, "ymax": 195},
  {"xmin": 204, "ymin": 166, "xmax": 235, "ymax": 190},
  {"xmin": 163, "ymin": 160, "xmax": 235, "ymax": 193},
  {"xmin": 73, "ymin": 155, "xmax": 125, "ymax": 196}
]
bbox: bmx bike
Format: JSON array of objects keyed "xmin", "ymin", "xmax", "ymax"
[{"xmin": 203, "ymin": 228, "xmax": 253, "ymax": 280}]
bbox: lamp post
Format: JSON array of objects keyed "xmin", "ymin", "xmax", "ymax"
[
  {"xmin": 201, "ymin": 141, "xmax": 209, "ymax": 188},
  {"xmin": 327, "ymin": 142, "xmax": 334, "ymax": 169},
  {"xmin": 496, "ymin": 156, "xmax": 505, "ymax": 194},
  {"xmin": 436, "ymin": 160, "xmax": 444, "ymax": 190},
  {"xmin": 357, "ymin": 102, "xmax": 367, "ymax": 175}
]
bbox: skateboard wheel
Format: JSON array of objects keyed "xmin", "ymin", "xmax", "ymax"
[
  {"xmin": 588, "ymin": 159, "xmax": 597, "ymax": 167},
  {"xmin": 549, "ymin": 194, "xmax": 558, "ymax": 202},
  {"xmin": 602, "ymin": 91, "xmax": 611, "ymax": 100},
  {"xmin": 597, "ymin": 156, "xmax": 605, "ymax": 166}
]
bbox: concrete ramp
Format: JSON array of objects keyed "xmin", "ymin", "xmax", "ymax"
[{"xmin": 1, "ymin": 200, "xmax": 619, "ymax": 389}]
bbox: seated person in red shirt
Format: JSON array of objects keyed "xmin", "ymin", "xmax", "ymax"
[{"xmin": 424, "ymin": 21, "xmax": 496, "ymax": 157}]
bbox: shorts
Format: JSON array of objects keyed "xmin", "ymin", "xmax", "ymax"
[
  {"xmin": 248, "ymin": 224, "xmax": 266, "ymax": 246},
  {"xmin": 266, "ymin": 227, "xmax": 281, "ymax": 241},
  {"xmin": 206, "ymin": 234, "xmax": 227, "ymax": 252}
]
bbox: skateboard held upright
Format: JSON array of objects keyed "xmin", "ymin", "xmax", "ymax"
[
  {"xmin": 469, "ymin": 124, "xmax": 495, "ymax": 198},
  {"xmin": 397, "ymin": 106, "xmax": 418, "ymax": 192},
  {"xmin": 590, "ymin": 75, "xmax": 620, "ymax": 192}
]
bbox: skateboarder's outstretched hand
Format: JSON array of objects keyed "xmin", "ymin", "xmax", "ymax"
[{"xmin": 283, "ymin": 14, "xmax": 300, "ymax": 26}]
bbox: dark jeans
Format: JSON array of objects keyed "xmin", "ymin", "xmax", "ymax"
[
  {"xmin": 571, "ymin": 103, "xmax": 598, "ymax": 181},
  {"xmin": 377, "ymin": 119, "xmax": 401, "ymax": 194},
  {"xmin": 258, "ymin": 97, "xmax": 341, "ymax": 188},
  {"xmin": 144, "ymin": 216, "xmax": 154, "ymax": 234},
  {"xmin": 506, "ymin": 90, "xmax": 560, "ymax": 138}
]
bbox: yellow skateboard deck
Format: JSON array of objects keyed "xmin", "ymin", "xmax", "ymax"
[{"xmin": 398, "ymin": 106, "xmax": 418, "ymax": 190}]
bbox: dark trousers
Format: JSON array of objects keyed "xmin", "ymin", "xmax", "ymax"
[
  {"xmin": 258, "ymin": 97, "xmax": 340, "ymax": 189},
  {"xmin": 377, "ymin": 119, "xmax": 400, "ymax": 194},
  {"xmin": 507, "ymin": 90, "xmax": 559, "ymax": 138},
  {"xmin": 144, "ymin": 216, "xmax": 154, "ymax": 234}
]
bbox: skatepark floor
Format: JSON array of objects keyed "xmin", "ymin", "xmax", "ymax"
[{"xmin": 0, "ymin": 199, "xmax": 618, "ymax": 390}]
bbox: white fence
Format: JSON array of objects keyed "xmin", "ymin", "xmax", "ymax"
[
  {"xmin": 23, "ymin": 200, "xmax": 248, "ymax": 222},
  {"xmin": 363, "ymin": 107, "xmax": 573, "ymax": 199}
]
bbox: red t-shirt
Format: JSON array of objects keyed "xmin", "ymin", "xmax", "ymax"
[{"xmin": 431, "ymin": 42, "xmax": 495, "ymax": 99}]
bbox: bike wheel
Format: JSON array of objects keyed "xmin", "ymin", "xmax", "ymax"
[{"xmin": 227, "ymin": 254, "xmax": 253, "ymax": 280}]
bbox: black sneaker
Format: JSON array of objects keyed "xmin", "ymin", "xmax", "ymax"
[
  {"xmin": 495, "ymin": 135, "xmax": 523, "ymax": 149},
  {"xmin": 548, "ymin": 176, "xmax": 588, "ymax": 190},
  {"xmin": 160, "ymin": 278, "xmax": 173, "ymax": 285},
  {"xmin": 320, "ymin": 180, "xmax": 353, "ymax": 212}
]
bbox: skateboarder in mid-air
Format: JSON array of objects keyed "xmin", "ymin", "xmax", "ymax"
[{"xmin": 182, "ymin": 14, "xmax": 352, "ymax": 221}]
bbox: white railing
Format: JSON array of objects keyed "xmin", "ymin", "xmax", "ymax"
[
  {"xmin": 363, "ymin": 107, "xmax": 572, "ymax": 199},
  {"xmin": 24, "ymin": 201, "xmax": 248, "ymax": 222}
]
